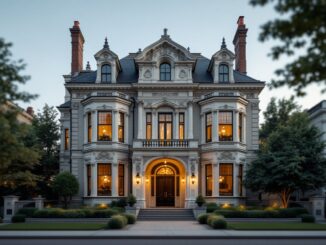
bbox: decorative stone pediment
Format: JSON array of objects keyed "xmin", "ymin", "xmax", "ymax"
[
  {"xmin": 218, "ymin": 151, "xmax": 235, "ymax": 161},
  {"xmin": 95, "ymin": 152, "xmax": 113, "ymax": 161},
  {"xmin": 150, "ymin": 99, "xmax": 179, "ymax": 109}
]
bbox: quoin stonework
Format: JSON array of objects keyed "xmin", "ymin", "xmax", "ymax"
[{"xmin": 58, "ymin": 16, "xmax": 265, "ymax": 208}]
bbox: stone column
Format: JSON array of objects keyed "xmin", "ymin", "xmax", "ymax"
[
  {"xmin": 84, "ymin": 164, "xmax": 88, "ymax": 196},
  {"xmin": 91, "ymin": 163, "xmax": 97, "ymax": 197},
  {"xmin": 187, "ymin": 102, "xmax": 193, "ymax": 139},
  {"xmin": 124, "ymin": 113, "xmax": 129, "ymax": 144},
  {"xmin": 200, "ymin": 113, "xmax": 205, "ymax": 144},
  {"xmin": 310, "ymin": 196, "xmax": 325, "ymax": 221},
  {"xmin": 233, "ymin": 110, "xmax": 239, "ymax": 142},
  {"xmin": 242, "ymin": 113, "xmax": 247, "ymax": 144},
  {"xmin": 3, "ymin": 196, "xmax": 19, "ymax": 222},
  {"xmin": 91, "ymin": 111, "xmax": 97, "ymax": 142},
  {"xmin": 233, "ymin": 163, "xmax": 239, "ymax": 197},
  {"xmin": 152, "ymin": 110, "xmax": 158, "ymax": 139},
  {"xmin": 212, "ymin": 110, "xmax": 218, "ymax": 142},
  {"xmin": 33, "ymin": 196, "xmax": 45, "ymax": 209},
  {"xmin": 112, "ymin": 110, "xmax": 119, "ymax": 142},
  {"xmin": 213, "ymin": 162, "xmax": 219, "ymax": 197},
  {"xmin": 137, "ymin": 101, "xmax": 144, "ymax": 139},
  {"xmin": 111, "ymin": 162, "xmax": 119, "ymax": 197},
  {"xmin": 174, "ymin": 111, "xmax": 179, "ymax": 139}
]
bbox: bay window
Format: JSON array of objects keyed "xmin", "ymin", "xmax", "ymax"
[
  {"xmin": 98, "ymin": 111, "xmax": 112, "ymax": 141},
  {"xmin": 64, "ymin": 128, "xmax": 69, "ymax": 150},
  {"xmin": 219, "ymin": 163, "xmax": 233, "ymax": 196},
  {"xmin": 97, "ymin": 163, "xmax": 111, "ymax": 196},
  {"xmin": 87, "ymin": 112, "xmax": 92, "ymax": 143},
  {"xmin": 146, "ymin": 113, "xmax": 152, "ymax": 140},
  {"xmin": 205, "ymin": 112, "xmax": 212, "ymax": 142},
  {"xmin": 239, "ymin": 113, "xmax": 243, "ymax": 142},
  {"xmin": 179, "ymin": 113, "xmax": 185, "ymax": 140},
  {"xmin": 205, "ymin": 164, "xmax": 213, "ymax": 196},
  {"xmin": 118, "ymin": 112, "xmax": 124, "ymax": 143},
  {"xmin": 86, "ymin": 164, "xmax": 91, "ymax": 196},
  {"xmin": 219, "ymin": 111, "xmax": 233, "ymax": 141},
  {"xmin": 118, "ymin": 164, "xmax": 124, "ymax": 196}
]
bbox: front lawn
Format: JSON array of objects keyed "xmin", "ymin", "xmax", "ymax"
[
  {"xmin": 228, "ymin": 222, "xmax": 326, "ymax": 230},
  {"xmin": 0, "ymin": 223, "xmax": 106, "ymax": 230}
]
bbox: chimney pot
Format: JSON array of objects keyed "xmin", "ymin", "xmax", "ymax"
[
  {"xmin": 26, "ymin": 107, "xmax": 34, "ymax": 116},
  {"xmin": 233, "ymin": 16, "xmax": 248, "ymax": 74},
  {"xmin": 70, "ymin": 21, "xmax": 84, "ymax": 76}
]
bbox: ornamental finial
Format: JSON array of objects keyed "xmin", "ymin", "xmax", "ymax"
[
  {"xmin": 221, "ymin": 37, "xmax": 227, "ymax": 49},
  {"xmin": 103, "ymin": 37, "xmax": 109, "ymax": 49}
]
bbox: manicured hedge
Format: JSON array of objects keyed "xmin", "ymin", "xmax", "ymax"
[
  {"xmin": 207, "ymin": 215, "xmax": 227, "ymax": 229},
  {"xmin": 197, "ymin": 213, "xmax": 210, "ymax": 224},
  {"xmin": 122, "ymin": 213, "xmax": 136, "ymax": 224},
  {"xmin": 214, "ymin": 207, "xmax": 308, "ymax": 218},
  {"xmin": 107, "ymin": 215, "xmax": 128, "ymax": 229},
  {"xmin": 32, "ymin": 208, "xmax": 119, "ymax": 218},
  {"xmin": 17, "ymin": 208, "xmax": 38, "ymax": 217},
  {"xmin": 301, "ymin": 214, "xmax": 315, "ymax": 223},
  {"xmin": 12, "ymin": 214, "xmax": 26, "ymax": 223}
]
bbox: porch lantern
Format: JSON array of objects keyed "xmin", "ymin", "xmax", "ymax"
[
  {"xmin": 191, "ymin": 173, "xmax": 195, "ymax": 184},
  {"xmin": 136, "ymin": 173, "xmax": 141, "ymax": 184}
]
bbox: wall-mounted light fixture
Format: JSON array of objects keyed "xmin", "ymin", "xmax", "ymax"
[
  {"xmin": 191, "ymin": 173, "xmax": 195, "ymax": 184},
  {"xmin": 136, "ymin": 173, "xmax": 140, "ymax": 184}
]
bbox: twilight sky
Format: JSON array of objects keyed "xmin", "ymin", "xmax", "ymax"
[{"xmin": 0, "ymin": 0, "xmax": 324, "ymax": 122}]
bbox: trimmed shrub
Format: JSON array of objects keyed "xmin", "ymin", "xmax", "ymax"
[
  {"xmin": 107, "ymin": 215, "xmax": 128, "ymax": 229},
  {"xmin": 122, "ymin": 213, "xmax": 136, "ymax": 224},
  {"xmin": 195, "ymin": 195, "xmax": 206, "ymax": 207},
  {"xmin": 92, "ymin": 209, "xmax": 119, "ymax": 218},
  {"xmin": 213, "ymin": 208, "xmax": 309, "ymax": 218},
  {"xmin": 127, "ymin": 194, "xmax": 137, "ymax": 207},
  {"xmin": 301, "ymin": 214, "xmax": 315, "ymax": 223},
  {"xmin": 278, "ymin": 208, "xmax": 308, "ymax": 218},
  {"xmin": 17, "ymin": 208, "xmax": 38, "ymax": 217},
  {"xmin": 210, "ymin": 217, "xmax": 227, "ymax": 229},
  {"xmin": 12, "ymin": 214, "xmax": 26, "ymax": 223},
  {"xmin": 207, "ymin": 215, "xmax": 224, "ymax": 226},
  {"xmin": 117, "ymin": 198, "xmax": 127, "ymax": 208},
  {"xmin": 32, "ymin": 208, "xmax": 119, "ymax": 218},
  {"xmin": 33, "ymin": 208, "xmax": 65, "ymax": 218},
  {"xmin": 206, "ymin": 203, "xmax": 218, "ymax": 213},
  {"xmin": 197, "ymin": 213, "xmax": 210, "ymax": 224}
]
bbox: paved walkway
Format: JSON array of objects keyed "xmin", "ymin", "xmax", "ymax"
[{"xmin": 1, "ymin": 221, "xmax": 326, "ymax": 238}]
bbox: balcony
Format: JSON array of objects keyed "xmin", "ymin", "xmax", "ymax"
[{"xmin": 133, "ymin": 139, "xmax": 198, "ymax": 149}]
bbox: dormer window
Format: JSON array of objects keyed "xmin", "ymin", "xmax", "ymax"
[
  {"xmin": 160, "ymin": 63, "xmax": 171, "ymax": 81},
  {"xmin": 219, "ymin": 64, "xmax": 229, "ymax": 82},
  {"xmin": 101, "ymin": 64, "xmax": 111, "ymax": 83}
]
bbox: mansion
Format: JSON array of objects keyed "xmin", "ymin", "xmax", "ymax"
[{"xmin": 58, "ymin": 17, "xmax": 265, "ymax": 208}]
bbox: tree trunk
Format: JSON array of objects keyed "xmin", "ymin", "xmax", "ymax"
[{"xmin": 279, "ymin": 189, "xmax": 292, "ymax": 208}]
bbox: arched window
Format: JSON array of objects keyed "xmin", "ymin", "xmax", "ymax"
[
  {"xmin": 101, "ymin": 64, "xmax": 111, "ymax": 83},
  {"xmin": 219, "ymin": 64, "xmax": 229, "ymax": 82},
  {"xmin": 160, "ymin": 63, "xmax": 171, "ymax": 81}
]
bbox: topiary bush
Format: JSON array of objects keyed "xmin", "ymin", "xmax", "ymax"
[
  {"xmin": 206, "ymin": 203, "xmax": 218, "ymax": 213},
  {"xmin": 210, "ymin": 217, "xmax": 227, "ymax": 229},
  {"xmin": 197, "ymin": 213, "xmax": 210, "ymax": 224},
  {"xmin": 301, "ymin": 214, "xmax": 315, "ymax": 223},
  {"xmin": 127, "ymin": 194, "xmax": 137, "ymax": 207},
  {"xmin": 17, "ymin": 207, "xmax": 38, "ymax": 217},
  {"xmin": 107, "ymin": 215, "xmax": 128, "ymax": 229},
  {"xmin": 11, "ymin": 214, "xmax": 26, "ymax": 223},
  {"xmin": 122, "ymin": 213, "xmax": 136, "ymax": 224},
  {"xmin": 195, "ymin": 195, "xmax": 206, "ymax": 207}
]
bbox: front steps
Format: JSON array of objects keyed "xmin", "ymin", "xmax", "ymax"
[{"xmin": 137, "ymin": 208, "xmax": 195, "ymax": 221}]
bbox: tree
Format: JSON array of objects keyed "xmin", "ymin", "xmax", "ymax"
[
  {"xmin": 52, "ymin": 172, "xmax": 79, "ymax": 209},
  {"xmin": 0, "ymin": 38, "xmax": 39, "ymax": 196},
  {"xmin": 32, "ymin": 104, "xmax": 60, "ymax": 199},
  {"xmin": 245, "ymin": 112, "xmax": 326, "ymax": 208},
  {"xmin": 250, "ymin": 0, "xmax": 326, "ymax": 96}
]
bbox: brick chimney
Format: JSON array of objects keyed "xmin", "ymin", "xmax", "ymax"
[
  {"xmin": 233, "ymin": 16, "xmax": 248, "ymax": 74},
  {"xmin": 70, "ymin": 21, "xmax": 84, "ymax": 76},
  {"xmin": 26, "ymin": 107, "xmax": 34, "ymax": 116}
]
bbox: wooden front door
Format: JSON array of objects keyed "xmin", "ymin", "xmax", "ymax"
[{"xmin": 156, "ymin": 176, "xmax": 175, "ymax": 207}]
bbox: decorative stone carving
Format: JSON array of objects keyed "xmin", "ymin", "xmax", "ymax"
[
  {"xmin": 179, "ymin": 70, "xmax": 187, "ymax": 79},
  {"xmin": 95, "ymin": 152, "xmax": 113, "ymax": 161},
  {"xmin": 144, "ymin": 69, "xmax": 152, "ymax": 79},
  {"xmin": 72, "ymin": 102, "xmax": 79, "ymax": 109},
  {"xmin": 218, "ymin": 151, "xmax": 235, "ymax": 160},
  {"xmin": 152, "ymin": 92, "xmax": 178, "ymax": 97}
]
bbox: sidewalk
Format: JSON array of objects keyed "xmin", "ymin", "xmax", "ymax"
[{"xmin": 0, "ymin": 221, "xmax": 326, "ymax": 239}]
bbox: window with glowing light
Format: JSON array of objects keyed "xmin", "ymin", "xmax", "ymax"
[
  {"xmin": 97, "ymin": 163, "xmax": 111, "ymax": 196},
  {"xmin": 219, "ymin": 111, "xmax": 233, "ymax": 141},
  {"xmin": 158, "ymin": 113, "xmax": 172, "ymax": 140},
  {"xmin": 87, "ymin": 164, "xmax": 91, "ymax": 196},
  {"xmin": 206, "ymin": 112, "xmax": 212, "ymax": 142},
  {"xmin": 118, "ymin": 112, "xmax": 124, "ymax": 143},
  {"xmin": 238, "ymin": 164, "xmax": 243, "ymax": 197},
  {"xmin": 179, "ymin": 113, "xmax": 185, "ymax": 140},
  {"xmin": 98, "ymin": 111, "xmax": 112, "ymax": 141},
  {"xmin": 64, "ymin": 128, "xmax": 69, "ymax": 150},
  {"xmin": 239, "ymin": 113, "xmax": 243, "ymax": 142},
  {"xmin": 146, "ymin": 113, "xmax": 152, "ymax": 140},
  {"xmin": 118, "ymin": 164, "xmax": 124, "ymax": 196},
  {"xmin": 205, "ymin": 164, "xmax": 212, "ymax": 196},
  {"xmin": 219, "ymin": 163, "xmax": 233, "ymax": 196}
]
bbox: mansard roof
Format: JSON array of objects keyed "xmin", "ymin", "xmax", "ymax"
[{"xmin": 70, "ymin": 53, "xmax": 262, "ymax": 84}]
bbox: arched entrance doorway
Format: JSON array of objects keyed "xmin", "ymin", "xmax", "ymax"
[{"xmin": 145, "ymin": 158, "xmax": 186, "ymax": 208}]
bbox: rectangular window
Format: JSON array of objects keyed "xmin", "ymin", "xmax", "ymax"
[
  {"xmin": 151, "ymin": 176, "xmax": 154, "ymax": 196},
  {"xmin": 98, "ymin": 111, "xmax": 112, "ymax": 141},
  {"xmin": 206, "ymin": 164, "xmax": 213, "ymax": 196},
  {"xmin": 118, "ymin": 112, "xmax": 124, "ymax": 143},
  {"xmin": 238, "ymin": 164, "xmax": 243, "ymax": 197},
  {"xmin": 97, "ymin": 163, "xmax": 111, "ymax": 196},
  {"xmin": 158, "ymin": 113, "xmax": 173, "ymax": 140},
  {"xmin": 219, "ymin": 111, "xmax": 233, "ymax": 141},
  {"xmin": 219, "ymin": 163, "xmax": 233, "ymax": 196},
  {"xmin": 179, "ymin": 113, "xmax": 185, "ymax": 140},
  {"xmin": 206, "ymin": 112, "xmax": 212, "ymax": 142},
  {"xmin": 87, "ymin": 112, "xmax": 92, "ymax": 143},
  {"xmin": 87, "ymin": 164, "xmax": 91, "ymax": 196},
  {"xmin": 118, "ymin": 164, "xmax": 124, "ymax": 196},
  {"xmin": 239, "ymin": 113, "xmax": 243, "ymax": 142},
  {"xmin": 176, "ymin": 176, "xmax": 180, "ymax": 196},
  {"xmin": 64, "ymin": 128, "xmax": 69, "ymax": 150},
  {"xmin": 146, "ymin": 113, "xmax": 152, "ymax": 140}
]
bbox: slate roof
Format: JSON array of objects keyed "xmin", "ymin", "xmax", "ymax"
[
  {"xmin": 57, "ymin": 100, "xmax": 71, "ymax": 108},
  {"xmin": 69, "ymin": 54, "xmax": 263, "ymax": 84}
]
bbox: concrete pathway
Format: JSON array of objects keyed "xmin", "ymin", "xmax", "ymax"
[{"xmin": 0, "ymin": 221, "xmax": 326, "ymax": 238}]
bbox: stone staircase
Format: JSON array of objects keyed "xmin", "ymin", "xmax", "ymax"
[{"xmin": 137, "ymin": 208, "xmax": 195, "ymax": 221}]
